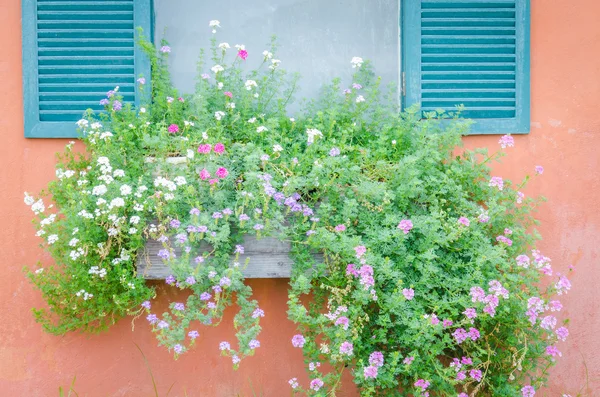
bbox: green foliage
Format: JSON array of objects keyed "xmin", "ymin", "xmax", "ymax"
[{"xmin": 26, "ymin": 28, "xmax": 570, "ymax": 397}]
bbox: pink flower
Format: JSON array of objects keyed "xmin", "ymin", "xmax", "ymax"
[
  {"xmin": 461, "ymin": 357, "xmax": 473, "ymax": 365},
  {"xmin": 364, "ymin": 365, "xmax": 378, "ymax": 379},
  {"xmin": 291, "ymin": 334, "xmax": 305, "ymax": 348},
  {"xmin": 334, "ymin": 316, "xmax": 349, "ymax": 330},
  {"xmin": 489, "ymin": 176, "xmax": 504, "ymax": 190},
  {"xmin": 546, "ymin": 345, "xmax": 561, "ymax": 357},
  {"xmin": 310, "ymin": 378, "xmax": 324, "ymax": 391},
  {"xmin": 402, "ymin": 288, "xmax": 414, "ymax": 300},
  {"xmin": 516, "ymin": 255, "xmax": 530, "ymax": 268},
  {"xmin": 168, "ymin": 124, "xmax": 179, "ymax": 133},
  {"xmin": 535, "ymin": 165, "xmax": 544, "ymax": 175},
  {"xmin": 470, "ymin": 369, "xmax": 482, "ymax": 382},
  {"xmin": 160, "ymin": 45, "xmax": 171, "ymax": 53},
  {"xmin": 470, "ymin": 286, "xmax": 486, "ymax": 302},
  {"xmin": 442, "ymin": 319, "xmax": 453, "ymax": 328},
  {"xmin": 199, "ymin": 169, "xmax": 211, "ymax": 180},
  {"xmin": 346, "ymin": 263, "xmax": 359, "ymax": 277},
  {"xmin": 224, "ymin": 91, "xmax": 233, "ymax": 98},
  {"xmin": 403, "ymin": 356, "xmax": 414, "ymax": 365},
  {"xmin": 369, "ymin": 351, "xmax": 384, "ymax": 367},
  {"xmin": 548, "ymin": 300, "xmax": 563, "ymax": 312},
  {"xmin": 397, "ymin": 219, "xmax": 413, "ymax": 234},
  {"xmin": 499, "ymin": 134, "xmax": 515, "ymax": 149},
  {"xmin": 463, "ymin": 308, "xmax": 477, "ymax": 319},
  {"xmin": 459, "ymin": 393, "xmax": 468, "ymax": 397},
  {"xmin": 178, "ymin": 97, "xmax": 184, "ymax": 102},
  {"xmin": 504, "ymin": 228, "xmax": 513, "ymax": 235},
  {"xmin": 517, "ymin": 191, "xmax": 525, "ymax": 204},
  {"xmin": 430, "ymin": 314, "xmax": 440, "ymax": 325},
  {"xmin": 496, "ymin": 235, "xmax": 513, "ymax": 246},
  {"xmin": 458, "ymin": 217, "xmax": 470, "ymax": 227},
  {"xmin": 456, "ymin": 371, "xmax": 466, "ymax": 381},
  {"xmin": 198, "ymin": 144, "xmax": 212, "ymax": 154},
  {"xmin": 334, "ymin": 224, "xmax": 346, "ymax": 232},
  {"xmin": 354, "ymin": 245, "xmax": 367, "ymax": 258},
  {"xmin": 209, "ymin": 178, "xmax": 219, "ymax": 185},
  {"xmin": 339, "ymin": 341, "xmax": 354, "ymax": 356},
  {"xmin": 237, "ymin": 49, "xmax": 248, "ymax": 60},
  {"xmin": 216, "ymin": 167, "xmax": 229, "ymax": 179},
  {"xmin": 414, "ymin": 379, "xmax": 430, "ymax": 391},
  {"xmin": 214, "ymin": 142, "xmax": 225, "ymax": 154},
  {"xmin": 555, "ymin": 275, "xmax": 571, "ymax": 295},
  {"xmin": 522, "ymin": 385, "xmax": 536, "ymax": 397},
  {"xmin": 540, "ymin": 315, "xmax": 557, "ymax": 330},
  {"xmin": 468, "ymin": 327, "xmax": 481, "ymax": 341}
]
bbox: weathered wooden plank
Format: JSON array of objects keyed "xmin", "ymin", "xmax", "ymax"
[{"xmin": 137, "ymin": 234, "xmax": 303, "ymax": 279}]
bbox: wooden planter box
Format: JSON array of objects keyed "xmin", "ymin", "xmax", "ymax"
[{"xmin": 137, "ymin": 234, "xmax": 296, "ymax": 279}]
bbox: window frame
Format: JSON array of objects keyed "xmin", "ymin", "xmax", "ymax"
[
  {"xmin": 22, "ymin": 0, "xmax": 152, "ymax": 138},
  {"xmin": 401, "ymin": 0, "xmax": 530, "ymax": 135}
]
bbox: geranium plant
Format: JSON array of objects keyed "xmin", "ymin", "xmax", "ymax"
[{"xmin": 25, "ymin": 22, "xmax": 572, "ymax": 396}]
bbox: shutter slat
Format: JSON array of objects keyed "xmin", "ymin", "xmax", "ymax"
[
  {"xmin": 33, "ymin": 0, "xmax": 139, "ymax": 122},
  {"xmin": 416, "ymin": 0, "xmax": 519, "ymax": 119}
]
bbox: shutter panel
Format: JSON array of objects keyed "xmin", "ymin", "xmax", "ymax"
[
  {"xmin": 403, "ymin": 0, "xmax": 530, "ymax": 134},
  {"xmin": 22, "ymin": 0, "xmax": 151, "ymax": 138}
]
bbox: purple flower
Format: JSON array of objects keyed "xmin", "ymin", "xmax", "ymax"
[
  {"xmin": 212, "ymin": 212, "xmax": 223, "ymax": 219},
  {"xmin": 248, "ymin": 339, "xmax": 260, "ymax": 349},
  {"xmin": 157, "ymin": 320, "xmax": 169, "ymax": 329},
  {"xmin": 329, "ymin": 147, "xmax": 341, "ymax": 157},
  {"xmin": 173, "ymin": 344, "xmax": 184, "ymax": 354},
  {"xmin": 194, "ymin": 256, "xmax": 205, "ymax": 264},
  {"xmin": 252, "ymin": 308, "xmax": 265, "ymax": 318},
  {"xmin": 185, "ymin": 276, "xmax": 196, "ymax": 285},
  {"xmin": 219, "ymin": 341, "xmax": 231, "ymax": 351},
  {"xmin": 253, "ymin": 224, "xmax": 264, "ymax": 230},
  {"xmin": 453, "ymin": 328, "xmax": 469, "ymax": 344},
  {"xmin": 160, "ymin": 45, "xmax": 171, "ymax": 53},
  {"xmin": 352, "ymin": 83, "xmax": 363, "ymax": 90},
  {"xmin": 522, "ymin": 385, "xmax": 536, "ymax": 397},
  {"xmin": 470, "ymin": 369, "xmax": 482, "ymax": 382},
  {"xmin": 414, "ymin": 379, "xmax": 430, "ymax": 391},
  {"xmin": 334, "ymin": 316, "xmax": 350, "ymax": 330},
  {"xmin": 468, "ymin": 327, "xmax": 481, "ymax": 341},
  {"xmin": 232, "ymin": 355, "xmax": 240, "ymax": 364},
  {"xmin": 461, "ymin": 357, "xmax": 473, "ymax": 365},
  {"xmin": 165, "ymin": 275, "xmax": 176, "ymax": 285},
  {"xmin": 188, "ymin": 330, "xmax": 199, "ymax": 339},
  {"xmin": 207, "ymin": 302, "xmax": 216, "ymax": 309},
  {"xmin": 141, "ymin": 300, "xmax": 151, "ymax": 310},
  {"xmin": 99, "ymin": 98, "xmax": 109, "ymax": 106},
  {"xmin": 496, "ymin": 235, "xmax": 513, "ymax": 246},
  {"xmin": 556, "ymin": 326, "xmax": 569, "ymax": 341},
  {"xmin": 112, "ymin": 101, "xmax": 122, "ymax": 111},
  {"xmin": 212, "ymin": 285, "xmax": 222, "ymax": 293},
  {"xmin": 363, "ymin": 365, "xmax": 378, "ymax": 379},
  {"xmin": 291, "ymin": 334, "xmax": 306, "ymax": 348},
  {"xmin": 137, "ymin": 77, "xmax": 146, "ymax": 85},
  {"xmin": 442, "ymin": 319, "xmax": 453, "ymax": 328},
  {"xmin": 309, "ymin": 379, "xmax": 324, "ymax": 391},
  {"xmin": 343, "ymin": 88, "xmax": 352, "ymax": 95},
  {"xmin": 170, "ymin": 219, "xmax": 181, "ymax": 228},
  {"xmin": 306, "ymin": 230, "xmax": 316, "ymax": 236},
  {"xmin": 456, "ymin": 371, "xmax": 466, "ymax": 381},
  {"xmin": 239, "ymin": 214, "xmax": 250, "ymax": 221},
  {"xmin": 463, "ymin": 308, "xmax": 477, "ymax": 319},
  {"xmin": 489, "ymin": 176, "xmax": 504, "ymax": 190},
  {"xmin": 146, "ymin": 314, "xmax": 158, "ymax": 324},
  {"xmin": 458, "ymin": 216, "xmax": 470, "ymax": 227},
  {"xmin": 499, "ymin": 134, "xmax": 515, "ymax": 149},
  {"xmin": 535, "ymin": 165, "xmax": 544, "ymax": 175},
  {"xmin": 235, "ymin": 245, "xmax": 245, "ymax": 254},
  {"xmin": 222, "ymin": 208, "xmax": 233, "ymax": 215},
  {"xmin": 402, "ymin": 288, "xmax": 414, "ymax": 300},
  {"xmin": 201, "ymin": 73, "xmax": 210, "ymax": 79},
  {"xmin": 339, "ymin": 341, "xmax": 354, "ymax": 356},
  {"xmin": 369, "ymin": 351, "xmax": 384, "ymax": 367},
  {"xmin": 219, "ymin": 277, "xmax": 231, "ymax": 287},
  {"xmin": 173, "ymin": 302, "xmax": 185, "ymax": 311},
  {"xmin": 200, "ymin": 292, "xmax": 212, "ymax": 301},
  {"xmin": 397, "ymin": 219, "xmax": 413, "ymax": 234}
]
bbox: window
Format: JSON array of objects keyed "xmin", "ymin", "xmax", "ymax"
[
  {"xmin": 22, "ymin": 0, "xmax": 151, "ymax": 138},
  {"xmin": 402, "ymin": 0, "xmax": 530, "ymax": 134}
]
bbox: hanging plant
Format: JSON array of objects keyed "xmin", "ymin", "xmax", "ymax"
[{"xmin": 24, "ymin": 21, "xmax": 571, "ymax": 397}]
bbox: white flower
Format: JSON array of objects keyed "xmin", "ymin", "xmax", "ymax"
[
  {"xmin": 130, "ymin": 216, "xmax": 141, "ymax": 225},
  {"xmin": 273, "ymin": 144, "xmax": 283, "ymax": 153},
  {"xmin": 113, "ymin": 169, "xmax": 125, "ymax": 178},
  {"xmin": 226, "ymin": 102, "xmax": 235, "ymax": 109},
  {"xmin": 209, "ymin": 19, "xmax": 221, "ymax": 33},
  {"xmin": 35, "ymin": 230, "xmax": 45, "ymax": 237},
  {"xmin": 211, "ymin": 64, "xmax": 224, "ymax": 74},
  {"xmin": 262, "ymin": 50, "xmax": 273, "ymax": 60},
  {"xmin": 91, "ymin": 122, "xmax": 102, "ymax": 130},
  {"xmin": 96, "ymin": 198, "xmax": 106, "ymax": 206},
  {"xmin": 98, "ymin": 131, "xmax": 114, "ymax": 141},
  {"xmin": 120, "ymin": 184, "xmax": 132, "ymax": 196},
  {"xmin": 355, "ymin": 95, "xmax": 365, "ymax": 103},
  {"xmin": 215, "ymin": 111, "xmax": 226, "ymax": 121},
  {"xmin": 234, "ymin": 44, "xmax": 245, "ymax": 50},
  {"xmin": 269, "ymin": 59, "xmax": 281, "ymax": 70},
  {"xmin": 128, "ymin": 124, "xmax": 135, "ymax": 129},
  {"xmin": 164, "ymin": 193, "xmax": 175, "ymax": 201},
  {"xmin": 186, "ymin": 149, "xmax": 195, "ymax": 159},
  {"xmin": 306, "ymin": 128, "xmax": 323, "ymax": 144},
  {"xmin": 92, "ymin": 185, "xmax": 107, "ymax": 196},
  {"xmin": 248, "ymin": 117, "xmax": 257, "ymax": 123},
  {"xmin": 218, "ymin": 42, "xmax": 230, "ymax": 50},
  {"xmin": 253, "ymin": 93, "xmax": 259, "ymax": 98},
  {"xmin": 174, "ymin": 176, "xmax": 187, "ymax": 186},
  {"xmin": 31, "ymin": 199, "xmax": 45, "ymax": 214},
  {"xmin": 40, "ymin": 214, "xmax": 56, "ymax": 226},
  {"xmin": 245, "ymin": 80, "xmax": 257, "ymax": 90},
  {"xmin": 290, "ymin": 118, "xmax": 295, "ymax": 122},
  {"xmin": 184, "ymin": 120, "xmax": 195, "ymax": 127},
  {"xmin": 134, "ymin": 203, "xmax": 144, "ymax": 211},
  {"xmin": 110, "ymin": 197, "xmax": 125, "ymax": 208},
  {"xmin": 35, "ymin": 268, "xmax": 44, "ymax": 274},
  {"xmin": 351, "ymin": 56, "xmax": 363, "ymax": 68},
  {"xmin": 140, "ymin": 107, "xmax": 146, "ymax": 113},
  {"xmin": 256, "ymin": 126, "xmax": 268, "ymax": 133},
  {"xmin": 76, "ymin": 119, "xmax": 89, "ymax": 128},
  {"xmin": 47, "ymin": 234, "xmax": 58, "ymax": 245},
  {"xmin": 217, "ymin": 82, "xmax": 224, "ymax": 90},
  {"xmin": 129, "ymin": 227, "xmax": 138, "ymax": 234},
  {"xmin": 392, "ymin": 140, "xmax": 397, "ymax": 145},
  {"xmin": 24, "ymin": 192, "xmax": 35, "ymax": 206},
  {"xmin": 68, "ymin": 238, "xmax": 79, "ymax": 247}
]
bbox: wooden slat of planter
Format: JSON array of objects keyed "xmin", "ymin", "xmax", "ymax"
[{"xmin": 137, "ymin": 235, "xmax": 297, "ymax": 279}]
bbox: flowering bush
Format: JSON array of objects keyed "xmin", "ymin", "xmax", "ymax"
[{"xmin": 25, "ymin": 22, "xmax": 572, "ymax": 396}]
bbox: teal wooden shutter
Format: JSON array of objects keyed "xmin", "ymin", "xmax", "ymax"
[
  {"xmin": 403, "ymin": 0, "xmax": 530, "ymax": 134},
  {"xmin": 22, "ymin": 0, "xmax": 151, "ymax": 138}
]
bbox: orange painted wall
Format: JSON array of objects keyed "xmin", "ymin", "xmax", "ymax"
[{"xmin": 1, "ymin": 0, "xmax": 599, "ymax": 395}]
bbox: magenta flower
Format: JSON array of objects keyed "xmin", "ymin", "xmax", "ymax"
[
  {"xmin": 496, "ymin": 235, "xmax": 513, "ymax": 246},
  {"xmin": 397, "ymin": 219, "xmax": 413, "ymax": 234},
  {"xmin": 237, "ymin": 49, "xmax": 248, "ymax": 60},
  {"xmin": 288, "ymin": 378, "xmax": 299, "ymax": 389},
  {"xmin": 363, "ymin": 365, "xmax": 378, "ymax": 379},
  {"xmin": 168, "ymin": 124, "xmax": 179, "ymax": 133},
  {"xmin": 214, "ymin": 142, "xmax": 225, "ymax": 154},
  {"xmin": 522, "ymin": 385, "xmax": 536, "ymax": 397},
  {"xmin": 216, "ymin": 167, "xmax": 229, "ymax": 179},
  {"xmin": 549, "ymin": 300, "xmax": 563, "ymax": 312},
  {"xmin": 414, "ymin": 379, "xmax": 430, "ymax": 391},
  {"xmin": 458, "ymin": 216, "xmax": 470, "ymax": 227},
  {"xmin": 461, "ymin": 356, "xmax": 473, "ymax": 365},
  {"xmin": 198, "ymin": 144, "xmax": 212, "ymax": 154},
  {"xmin": 199, "ymin": 169, "xmax": 211, "ymax": 180},
  {"xmin": 468, "ymin": 327, "xmax": 481, "ymax": 341},
  {"xmin": 470, "ymin": 369, "xmax": 482, "ymax": 382},
  {"xmin": 291, "ymin": 334, "xmax": 306, "ymax": 348},
  {"xmin": 208, "ymin": 178, "xmax": 219, "ymax": 185},
  {"xmin": 402, "ymin": 288, "xmax": 414, "ymax": 300},
  {"xmin": 535, "ymin": 165, "xmax": 544, "ymax": 175},
  {"xmin": 160, "ymin": 45, "xmax": 171, "ymax": 53},
  {"xmin": 456, "ymin": 371, "xmax": 466, "ymax": 381},
  {"xmin": 224, "ymin": 91, "xmax": 233, "ymax": 98},
  {"xmin": 339, "ymin": 341, "xmax": 354, "ymax": 356}
]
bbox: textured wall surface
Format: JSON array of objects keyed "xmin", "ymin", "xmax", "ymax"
[{"xmin": 1, "ymin": 0, "xmax": 598, "ymax": 395}]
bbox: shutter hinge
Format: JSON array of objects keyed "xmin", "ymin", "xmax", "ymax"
[{"xmin": 401, "ymin": 71, "xmax": 406, "ymax": 96}]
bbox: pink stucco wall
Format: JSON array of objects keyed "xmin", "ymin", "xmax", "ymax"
[{"xmin": 0, "ymin": 0, "xmax": 598, "ymax": 395}]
